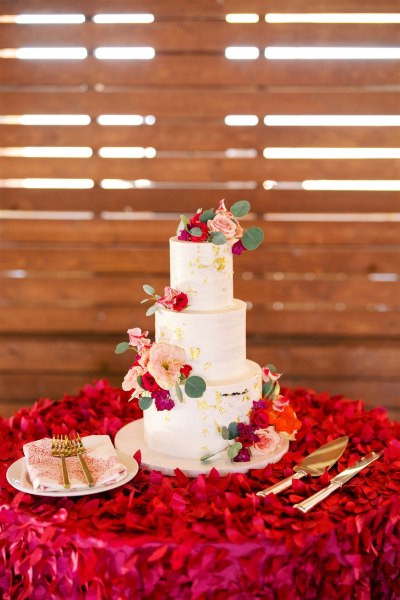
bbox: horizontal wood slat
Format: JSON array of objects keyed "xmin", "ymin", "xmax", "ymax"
[
  {"xmin": 1, "ymin": 219, "xmax": 399, "ymax": 245},
  {"xmin": 1, "ymin": 189, "xmax": 399, "ymax": 214},
  {"xmin": 3, "ymin": 57, "xmax": 400, "ymax": 87},
  {"xmin": 2, "ymin": 124, "xmax": 398, "ymax": 149},
  {"xmin": 3, "ymin": 156, "xmax": 400, "ymax": 180},
  {"xmin": 0, "ymin": 306, "xmax": 398, "ymax": 335},
  {"xmin": 2, "ymin": 22, "xmax": 400, "ymax": 48},
  {"xmin": 1, "ymin": 0, "xmax": 399, "ymax": 15},
  {"xmin": 2, "ymin": 91, "xmax": 399, "ymax": 117},
  {"xmin": 2, "ymin": 277, "xmax": 398, "ymax": 307}
]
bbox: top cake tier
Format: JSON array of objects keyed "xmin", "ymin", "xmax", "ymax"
[{"xmin": 170, "ymin": 237, "xmax": 233, "ymax": 310}]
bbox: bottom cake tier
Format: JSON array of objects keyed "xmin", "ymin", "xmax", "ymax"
[{"xmin": 143, "ymin": 359, "xmax": 262, "ymax": 460}]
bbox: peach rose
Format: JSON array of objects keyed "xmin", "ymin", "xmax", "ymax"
[
  {"xmin": 137, "ymin": 346, "xmax": 150, "ymax": 370},
  {"xmin": 208, "ymin": 213, "xmax": 237, "ymax": 240},
  {"xmin": 122, "ymin": 365, "xmax": 144, "ymax": 392},
  {"xmin": 251, "ymin": 426, "xmax": 281, "ymax": 456},
  {"xmin": 127, "ymin": 327, "xmax": 151, "ymax": 351},
  {"xmin": 148, "ymin": 342, "xmax": 186, "ymax": 390}
]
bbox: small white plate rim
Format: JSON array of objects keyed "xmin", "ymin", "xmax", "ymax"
[{"xmin": 6, "ymin": 449, "xmax": 139, "ymax": 497}]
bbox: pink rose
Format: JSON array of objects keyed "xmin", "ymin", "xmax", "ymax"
[
  {"xmin": 262, "ymin": 367, "xmax": 282, "ymax": 384},
  {"xmin": 122, "ymin": 365, "xmax": 144, "ymax": 392},
  {"xmin": 148, "ymin": 342, "xmax": 186, "ymax": 390},
  {"xmin": 127, "ymin": 327, "xmax": 151, "ymax": 351},
  {"xmin": 208, "ymin": 213, "xmax": 237, "ymax": 240},
  {"xmin": 272, "ymin": 394, "xmax": 290, "ymax": 413},
  {"xmin": 157, "ymin": 287, "xmax": 189, "ymax": 312},
  {"xmin": 251, "ymin": 426, "xmax": 281, "ymax": 456},
  {"xmin": 137, "ymin": 346, "xmax": 150, "ymax": 370}
]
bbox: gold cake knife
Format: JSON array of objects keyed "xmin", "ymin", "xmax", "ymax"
[
  {"xmin": 294, "ymin": 450, "xmax": 383, "ymax": 513},
  {"xmin": 257, "ymin": 436, "xmax": 349, "ymax": 497}
]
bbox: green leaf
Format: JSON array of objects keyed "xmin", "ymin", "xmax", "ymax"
[
  {"xmin": 210, "ymin": 231, "xmax": 227, "ymax": 245},
  {"xmin": 242, "ymin": 226, "xmax": 264, "ymax": 250},
  {"xmin": 189, "ymin": 227, "xmax": 203, "ymax": 238},
  {"xmin": 185, "ymin": 376, "xmax": 206, "ymax": 398},
  {"xmin": 228, "ymin": 422, "xmax": 239, "ymax": 440},
  {"xmin": 200, "ymin": 209, "xmax": 216, "ymax": 223},
  {"xmin": 136, "ymin": 375, "xmax": 144, "ymax": 390},
  {"xmin": 221, "ymin": 426, "xmax": 229, "ymax": 440},
  {"xmin": 273, "ymin": 382, "xmax": 280, "ymax": 398},
  {"xmin": 175, "ymin": 381, "xmax": 184, "ymax": 403},
  {"xmin": 139, "ymin": 396, "xmax": 153, "ymax": 410},
  {"xmin": 146, "ymin": 303, "xmax": 158, "ymax": 317},
  {"xmin": 180, "ymin": 214, "xmax": 190, "ymax": 230},
  {"xmin": 140, "ymin": 298, "xmax": 150, "ymax": 304},
  {"xmin": 262, "ymin": 381, "xmax": 274, "ymax": 398},
  {"xmin": 143, "ymin": 284, "xmax": 155, "ymax": 295},
  {"xmin": 227, "ymin": 442, "xmax": 242, "ymax": 459},
  {"xmin": 230, "ymin": 200, "xmax": 250, "ymax": 218},
  {"xmin": 115, "ymin": 342, "xmax": 130, "ymax": 354},
  {"xmin": 267, "ymin": 363, "xmax": 277, "ymax": 373}
]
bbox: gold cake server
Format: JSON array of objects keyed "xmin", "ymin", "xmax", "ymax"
[
  {"xmin": 257, "ymin": 436, "xmax": 349, "ymax": 497},
  {"xmin": 294, "ymin": 450, "xmax": 383, "ymax": 513}
]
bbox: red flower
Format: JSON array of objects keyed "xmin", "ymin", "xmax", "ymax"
[
  {"xmin": 189, "ymin": 221, "xmax": 208, "ymax": 242},
  {"xmin": 250, "ymin": 408, "xmax": 269, "ymax": 429},
  {"xmin": 158, "ymin": 287, "xmax": 189, "ymax": 312},
  {"xmin": 141, "ymin": 372, "xmax": 161, "ymax": 393},
  {"xmin": 237, "ymin": 423, "xmax": 259, "ymax": 448},
  {"xmin": 180, "ymin": 364, "xmax": 192, "ymax": 379},
  {"xmin": 173, "ymin": 293, "xmax": 189, "ymax": 311}
]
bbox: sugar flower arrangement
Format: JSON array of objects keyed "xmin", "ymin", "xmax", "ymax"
[
  {"xmin": 201, "ymin": 365, "xmax": 301, "ymax": 463},
  {"xmin": 115, "ymin": 328, "xmax": 206, "ymax": 411},
  {"xmin": 178, "ymin": 199, "xmax": 264, "ymax": 254}
]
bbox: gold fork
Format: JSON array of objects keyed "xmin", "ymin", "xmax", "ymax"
[
  {"xmin": 51, "ymin": 434, "xmax": 71, "ymax": 489},
  {"xmin": 68, "ymin": 433, "xmax": 94, "ymax": 487}
]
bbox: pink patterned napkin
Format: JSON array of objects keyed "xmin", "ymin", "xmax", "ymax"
[{"xmin": 23, "ymin": 435, "xmax": 128, "ymax": 491}]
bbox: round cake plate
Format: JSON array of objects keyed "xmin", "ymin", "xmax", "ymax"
[{"xmin": 115, "ymin": 419, "xmax": 289, "ymax": 477}]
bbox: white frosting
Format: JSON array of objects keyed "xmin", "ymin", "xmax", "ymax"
[
  {"xmin": 155, "ymin": 300, "xmax": 246, "ymax": 380},
  {"xmin": 170, "ymin": 237, "xmax": 233, "ymax": 310},
  {"xmin": 143, "ymin": 360, "xmax": 262, "ymax": 459}
]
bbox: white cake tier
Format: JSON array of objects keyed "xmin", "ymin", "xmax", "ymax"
[
  {"xmin": 143, "ymin": 360, "xmax": 262, "ymax": 460},
  {"xmin": 170, "ymin": 237, "xmax": 233, "ymax": 310},
  {"xmin": 155, "ymin": 300, "xmax": 247, "ymax": 380}
]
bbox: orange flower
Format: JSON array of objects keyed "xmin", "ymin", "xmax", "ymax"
[{"xmin": 268, "ymin": 404, "xmax": 301, "ymax": 436}]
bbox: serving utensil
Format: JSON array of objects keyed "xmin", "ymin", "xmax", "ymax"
[
  {"xmin": 51, "ymin": 434, "xmax": 70, "ymax": 489},
  {"xmin": 68, "ymin": 433, "xmax": 94, "ymax": 487},
  {"xmin": 294, "ymin": 450, "xmax": 383, "ymax": 513},
  {"xmin": 257, "ymin": 436, "xmax": 349, "ymax": 497}
]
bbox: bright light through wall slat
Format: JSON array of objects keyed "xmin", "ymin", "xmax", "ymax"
[
  {"xmin": 7, "ymin": 47, "xmax": 88, "ymax": 60},
  {"xmin": 263, "ymin": 148, "xmax": 400, "ymax": 159},
  {"xmin": 97, "ymin": 115, "xmax": 156, "ymax": 126},
  {"xmin": 225, "ymin": 115, "xmax": 259, "ymax": 126},
  {"xmin": 99, "ymin": 147, "xmax": 156, "ymax": 158},
  {"xmin": 93, "ymin": 14, "xmax": 154, "ymax": 24},
  {"xmin": 0, "ymin": 147, "xmax": 93, "ymax": 158},
  {"xmin": 225, "ymin": 46, "xmax": 260, "ymax": 60},
  {"xmin": 302, "ymin": 180, "xmax": 400, "ymax": 191},
  {"xmin": 226, "ymin": 14, "xmax": 260, "ymax": 23},
  {"xmin": 0, "ymin": 14, "xmax": 85, "ymax": 24},
  {"xmin": 265, "ymin": 47, "xmax": 400, "ymax": 60},
  {"xmin": 94, "ymin": 47, "xmax": 155, "ymax": 60},
  {"xmin": 265, "ymin": 13, "xmax": 400, "ymax": 24},
  {"xmin": 0, "ymin": 179, "xmax": 94, "ymax": 189},
  {"xmin": 264, "ymin": 115, "xmax": 400, "ymax": 126},
  {"xmin": 0, "ymin": 115, "xmax": 91, "ymax": 126}
]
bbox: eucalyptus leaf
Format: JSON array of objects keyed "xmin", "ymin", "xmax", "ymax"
[
  {"xmin": 228, "ymin": 422, "xmax": 239, "ymax": 440},
  {"xmin": 136, "ymin": 375, "xmax": 144, "ymax": 390},
  {"xmin": 200, "ymin": 209, "xmax": 216, "ymax": 223},
  {"xmin": 221, "ymin": 426, "xmax": 229, "ymax": 440},
  {"xmin": 185, "ymin": 376, "xmax": 206, "ymax": 398},
  {"xmin": 273, "ymin": 382, "xmax": 280, "ymax": 398},
  {"xmin": 210, "ymin": 231, "xmax": 227, "ymax": 245},
  {"xmin": 139, "ymin": 396, "xmax": 153, "ymax": 410},
  {"xmin": 143, "ymin": 284, "xmax": 155, "ymax": 295},
  {"xmin": 146, "ymin": 303, "xmax": 158, "ymax": 317},
  {"xmin": 180, "ymin": 214, "xmax": 190, "ymax": 230},
  {"xmin": 227, "ymin": 442, "xmax": 242, "ymax": 459},
  {"xmin": 242, "ymin": 226, "xmax": 264, "ymax": 251},
  {"xmin": 262, "ymin": 381, "xmax": 274, "ymax": 398},
  {"xmin": 189, "ymin": 227, "xmax": 203, "ymax": 238},
  {"xmin": 267, "ymin": 363, "xmax": 277, "ymax": 373},
  {"xmin": 230, "ymin": 200, "xmax": 250, "ymax": 218},
  {"xmin": 175, "ymin": 381, "xmax": 184, "ymax": 403},
  {"xmin": 115, "ymin": 342, "xmax": 130, "ymax": 354}
]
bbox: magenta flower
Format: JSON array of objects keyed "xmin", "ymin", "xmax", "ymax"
[
  {"xmin": 232, "ymin": 240, "xmax": 247, "ymax": 255},
  {"xmin": 233, "ymin": 447, "xmax": 251, "ymax": 462},
  {"xmin": 152, "ymin": 389, "xmax": 175, "ymax": 411}
]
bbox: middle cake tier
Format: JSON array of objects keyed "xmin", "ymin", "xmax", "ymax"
[{"xmin": 155, "ymin": 299, "xmax": 247, "ymax": 380}]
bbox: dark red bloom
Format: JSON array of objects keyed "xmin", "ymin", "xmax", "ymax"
[
  {"xmin": 141, "ymin": 372, "xmax": 160, "ymax": 393},
  {"xmin": 189, "ymin": 222, "xmax": 208, "ymax": 242},
  {"xmin": 173, "ymin": 292, "xmax": 189, "ymax": 311},
  {"xmin": 232, "ymin": 240, "xmax": 247, "ymax": 255},
  {"xmin": 178, "ymin": 229, "xmax": 191, "ymax": 241},
  {"xmin": 233, "ymin": 447, "xmax": 251, "ymax": 462},
  {"xmin": 250, "ymin": 408, "xmax": 269, "ymax": 429},
  {"xmin": 237, "ymin": 423, "xmax": 259, "ymax": 448},
  {"xmin": 180, "ymin": 364, "xmax": 192, "ymax": 379}
]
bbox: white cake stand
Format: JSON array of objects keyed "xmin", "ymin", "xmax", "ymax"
[{"xmin": 114, "ymin": 419, "xmax": 289, "ymax": 477}]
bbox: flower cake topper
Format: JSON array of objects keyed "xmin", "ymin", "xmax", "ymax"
[
  {"xmin": 201, "ymin": 365, "xmax": 301, "ymax": 463},
  {"xmin": 178, "ymin": 199, "xmax": 264, "ymax": 254},
  {"xmin": 115, "ymin": 329, "xmax": 206, "ymax": 411}
]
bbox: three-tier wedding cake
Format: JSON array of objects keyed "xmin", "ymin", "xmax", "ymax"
[{"xmin": 115, "ymin": 200, "xmax": 300, "ymax": 475}]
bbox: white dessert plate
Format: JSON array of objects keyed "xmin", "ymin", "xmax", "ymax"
[
  {"xmin": 6, "ymin": 449, "xmax": 139, "ymax": 497},
  {"xmin": 115, "ymin": 419, "xmax": 289, "ymax": 477}
]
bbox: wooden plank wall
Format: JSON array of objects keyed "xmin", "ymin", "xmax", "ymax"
[{"xmin": 0, "ymin": 0, "xmax": 399, "ymax": 417}]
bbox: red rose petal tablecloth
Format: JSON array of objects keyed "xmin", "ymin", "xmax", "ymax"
[{"xmin": 1, "ymin": 380, "xmax": 399, "ymax": 600}]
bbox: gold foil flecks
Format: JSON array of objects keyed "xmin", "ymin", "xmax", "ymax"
[
  {"xmin": 163, "ymin": 415, "xmax": 171, "ymax": 422},
  {"xmin": 174, "ymin": 327, "xmax": 184, "ymax": 341},
  {"xmin": 198, "ymin": 398, "xmax": 212, "ymax": 411},
  {"xmin": 213, "ymin": 257, "xmax": 227, "ymax": 272},
  {"xmin": 203, "ymin": 361, "xmax": 212, "ymax": 370},
  {"xmin": 202, "ymin": 428, "xmax": 210, "ymax": 437},
  {"xmin": 190, "ymin": 347, "xmax": 201, "ymax": 360}
]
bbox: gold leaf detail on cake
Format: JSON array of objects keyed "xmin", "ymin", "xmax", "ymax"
[
  {"xmin": 214, "ymin": 420, "xmax": 222, "ymax": 433},
  {"xmin": 202, "ymin": 428, "xmax": 210, "ymax": 437},
  {"xmin": 190, "ymin": 346, "xmax": 201, "ymax": 360},
  {"xmin": 203, "ymin": 361, "xmax": 212, "ymax": 370},
  {"xmin": 163, "ymin": 415, "xmax": 171, "ymax": 422},
  {"xmin": 198, "ymin": 398, "xmax": 212, "ymax": 411},
  {"xmin": 213, "ymin": 257, "xmax": 227, "ymax": 272},
  {"xmin": 174, "ymin": 327, "xmax": 184, "ymax": 341}
]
